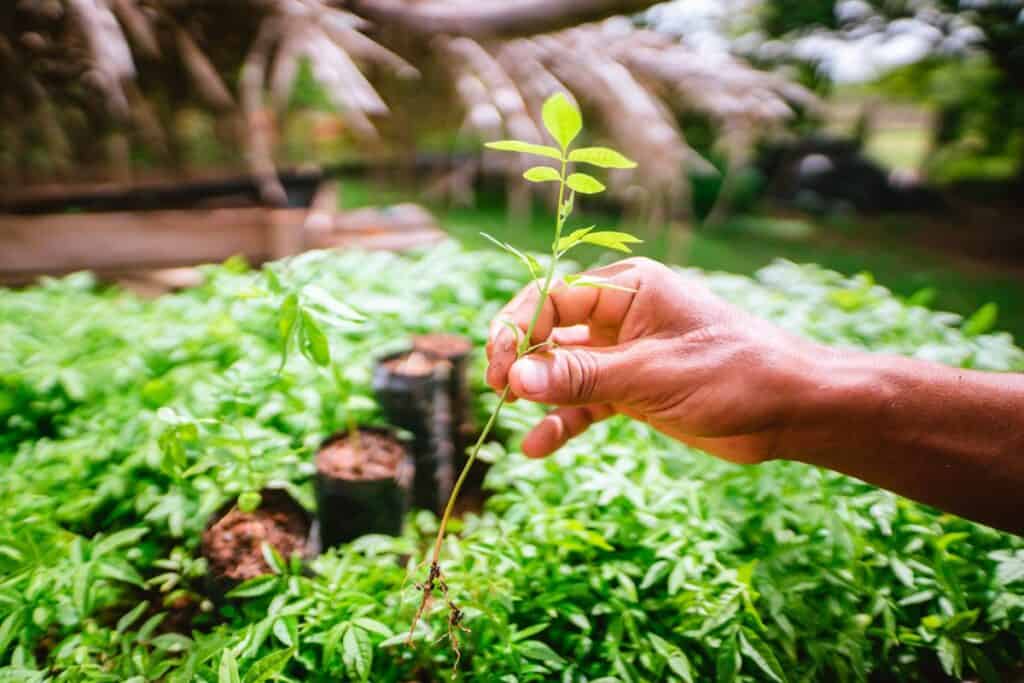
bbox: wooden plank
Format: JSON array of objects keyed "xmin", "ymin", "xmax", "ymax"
[
  {"xmin": 0, "ymin": 203, "xmax": 446, "ymax": 288},
  {"xmin": 0, "ymin": 167, "xmax": 325, "ymax": 214},
  {"xmin": 0, "ymin": 207, "xmax": 306, "ymax": 277}
]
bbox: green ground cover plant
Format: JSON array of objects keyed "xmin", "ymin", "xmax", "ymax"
[{"xmin": 1, "ymin": 238, "xmax": 1023, "ymax": 680}]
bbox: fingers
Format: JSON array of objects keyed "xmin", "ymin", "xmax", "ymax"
[
  {"xmin": 486, "ymin": 261, "xmax": 644, "ymax": 391},
  {"xmin": 521, "ymin": 404, "xmax": 616, "ymax": 458},
  {"xmin": 550, "ymin": 324, "xmax": 591, "ymax": 346},
  {"xmin": 507, "ymin": 346, "xmax": 636, "ymax": 406}
]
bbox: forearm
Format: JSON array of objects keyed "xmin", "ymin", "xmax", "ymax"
[{"xmin": 785, "ymin": 347, "xmax": 1024, "ymax": 533}]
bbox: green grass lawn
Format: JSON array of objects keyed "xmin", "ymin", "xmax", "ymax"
[{"xmin": 339, "ymin": 178, "xmax": 1024, "ymax": 343}]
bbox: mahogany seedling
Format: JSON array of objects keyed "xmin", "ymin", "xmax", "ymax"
[{"xmin": 407, "ymin": 92, "xmax": 641, "ymax": 663}]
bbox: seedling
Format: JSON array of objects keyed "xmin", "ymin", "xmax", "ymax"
[
  {"xmin": 264, "ymin": 268, "xmax": 365, "ymax": 373},
  {"xmin": 407, "ymin": 92, "xmax": 641, "ymax": 661},
  {"xmin": 156, "ymin": 269, "xmax": 367, "ymax": 517}
]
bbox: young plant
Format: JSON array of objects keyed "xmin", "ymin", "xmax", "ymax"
[
  {"xmin": 407, "ymin": 92, "xmax": 641, "ymax": 657},
  {"xmin": 156, "ymin": 270, "xmax": 366, "ymax": 517},
  {"xmin": 264, "ymin": 269, "xmax": 365, "ymax": 374}
]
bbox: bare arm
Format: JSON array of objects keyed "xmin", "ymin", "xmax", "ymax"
[
  {"xmin": 789, "ymin": 351, "xmax": 1024, "ymax": 532},
  {"xmin": 486, "ymin": 257, "xmax": 1024, "ymax": 534}
]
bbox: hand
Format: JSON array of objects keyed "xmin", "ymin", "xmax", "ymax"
[{"xmin": 486, "ymin": 257, "xmax": 824, "ymax": 464}]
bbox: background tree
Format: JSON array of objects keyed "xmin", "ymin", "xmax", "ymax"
[
  {"xmin": 0, "ymin": 0, "xmax": 814, "ymax": 221},
  {"xmin": 753, "ymin": 0, "xmax": 1024, "ymax": 183}
]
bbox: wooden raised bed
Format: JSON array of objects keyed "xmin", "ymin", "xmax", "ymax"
[{"xmin": 0, "ymin": 177, "xmax": 444, "ymax": 287}]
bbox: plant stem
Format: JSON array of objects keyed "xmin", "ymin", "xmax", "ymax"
[
  {"xmin": 428, "ymin": 165, "xmax": 566, "ymax": 565},
  {"xmin": 430, "ymin": 386, "xmax": 509, "ymax": 564}
]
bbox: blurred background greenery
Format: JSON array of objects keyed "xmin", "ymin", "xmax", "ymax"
[{"xmin": 2, "ymin": 0, "xmax": 1022, "ymax": 335}]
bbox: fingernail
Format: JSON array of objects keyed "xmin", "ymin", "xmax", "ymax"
[
  {"xmin": 500, "ymin": 329, "xmax": 515, "ymax": 352},
  {"xmin": 515, "ymin": 357, "xmax": 550, "ymax": 396}
]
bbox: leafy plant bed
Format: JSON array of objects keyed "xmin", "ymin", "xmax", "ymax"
[
  {"xmin": 1, "ymin": 244, "xmax": 1023, "ymax": 681},
  {"xmin": 315, "ymin": 427, "xmax": 413, "ymax": 549}
]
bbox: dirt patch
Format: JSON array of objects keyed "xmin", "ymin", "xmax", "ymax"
[
  {"xmin": 317, "ymin": 430, "xmax": 406, "ymax": 480},
  {"xmin": 413, "ymin": 333, "xmax": 472, "ymax": 360},
  {"xmin": 382, "ymin": 350, "xmax": 443, "ymax": 377},
  {"xmin": 201, "ymin": 491, "xmax": 309, "ymax": 582}
]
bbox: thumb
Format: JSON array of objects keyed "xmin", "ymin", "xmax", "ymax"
[{"xmin": 507, "ymin": 346, "xmax": 634, "ymax": 406}]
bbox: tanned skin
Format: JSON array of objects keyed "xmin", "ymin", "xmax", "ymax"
[{"xmin": 486, "ymin": 258, "xmax": 1024, "ymax": 534}]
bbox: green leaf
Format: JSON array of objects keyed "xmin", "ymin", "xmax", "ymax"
[
  {"xmin": 555, "ymin": 227, "xmax": 594, "ymax": 253},
  {"xmin": 323, "ymin": 622, "xmax": 347, "ymax": 666},
  {"xmin": 649, "ymin": 633, "xmax": 695, "ymax": 682},
  {"xmin": 238, "ymin": 491, "xmax": 262, "ymax": 513},
  {"xmin": 226, "ymin": 575, "xmax": 279, "ymax": 599},
  {"xmin": 485, "ymin": 140, "xmax": 562, "ymax": 160},
  {"xmin": 566, "ymin": 173, "xmax": 605, "ymax": 194},
  {"xmin": 906, "ymin": 287, "xmax": 936, "ymax": 307},
  {"xmin": 739, "ymin": 629, "xmax": 787, "ymax": 683},
  {"xmin": 97, "ymin": 559, "xmax": 145, "ymax": 587},
  {"xmin": 263, "ymin": 267, "xmax": 283, "ymax": 294},
  {"xmin": 944, "ymin": 609, "xmax": 979, "ymax": 636},
  {"xmin": 242, "ymin": 648, "xmax": 294, "ymax": 683},
  {"xmin": 523, "ymin": 166, "xmax": 562, "ymax": 183},
  {"xmin": 579, "ymin": 230, "xmax": 643, "ymax": 253},
  {"xmin": 261, "ymin": 543, "xmax": 287, "ymax": 575},
  {"xmin": 137, "ymin": 613, "xmax": 165, "ymax": 641},
  {"xmin": 716, "ymin": 634, "xmax": 739, "ymax": 683},
  {"xmin": 890, "ymin": 557, "xmax": 914, "ymax": 587},
  {"xmin": 511, "ymin": 622, "xmax": 550, "ymax": 643},
  {"xmin": 273, "ymin": 616, "xmax": 298, "ymax": 648},
  {"xmin": 302, "ymin": 285, "xmax": 365, "ymax": 322},
  {"xmin": 151, "ymin": 633, "xmax": 192, "ymax": 652},
  {"xmin": 564, "ymin": 274, "xmax": 637, "ymax": 293},
  {"xmin": 219, "ymin": 649, "xmax": 241, "ymax": 683},
  {"xmin": 352, "ymin": 618, "xmax": 393, "ymax": 638},
  {"xmin": 937, "ymin": 636, "xmax": 962, "ymax": 678},
  {"xmin": 517, "ymin": 640, "xmax": 566, "ymax": 668},
  {"xmin": 342, "ymin": 626, "xmax": 372, "ymax": 681},
  {"xmin": 116, "ymin": 600, "xmax": 149, "ymax": 634},
  {"xmin": 93, "ymin": 527, "xmax": 149, "ymax": 556},
  {"xmin": 299, "ymin": 310, "xmax": 331, "ymax": 367},
  {"xmin": 480, "ymin": 232, "xmax": 541, "ymax": 279},
  {"xmin": 541, "ymin": 93, "xmax": 582, "ymax": 149},
  {"xmin": 278, "ymin": 293, "xmax": 299, "ymax": 343},
  {"xmin": 569, "ymin": 146, "xmax": 637, "ymax": 169},
  {"xmin": 963, "ymin": 302, "xmax": 998, "ymax": 336},
  {"xmin": 0, "ymin": 611, "xmax": 23, "ymax": 656}
]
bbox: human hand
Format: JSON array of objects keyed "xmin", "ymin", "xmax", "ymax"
[{"xmin": 486, "ymin": 257, "xmax": 824, "ymax": 463}]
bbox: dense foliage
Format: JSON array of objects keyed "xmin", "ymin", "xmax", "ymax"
[
  {"xmin": 755, "ymin": 0, "xmax": 1024, "ymax": 182},
  {"xmin": 1, "ymin": 243, "xmax": 1023, "ymax": 682}
]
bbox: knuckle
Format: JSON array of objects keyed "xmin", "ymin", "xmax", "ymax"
[
  {"xmin": 625, "ymin": 256, "xmax": 661, "ymax": 273},
  {"xmin": 562, "ymin": 350, "xmax": 599, "ymax": 403}
]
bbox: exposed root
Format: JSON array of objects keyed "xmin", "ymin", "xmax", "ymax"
[
  {"xmin": 446, "ymin": 599, "xmax": 471, "ymax": 677},
  {"xmin": 407, "ymin": 561, "xmax": 443, "ymax": 645},
  {"xmin": 407, "ymin": 559, "xmax": 469, "ymax": 676}
]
